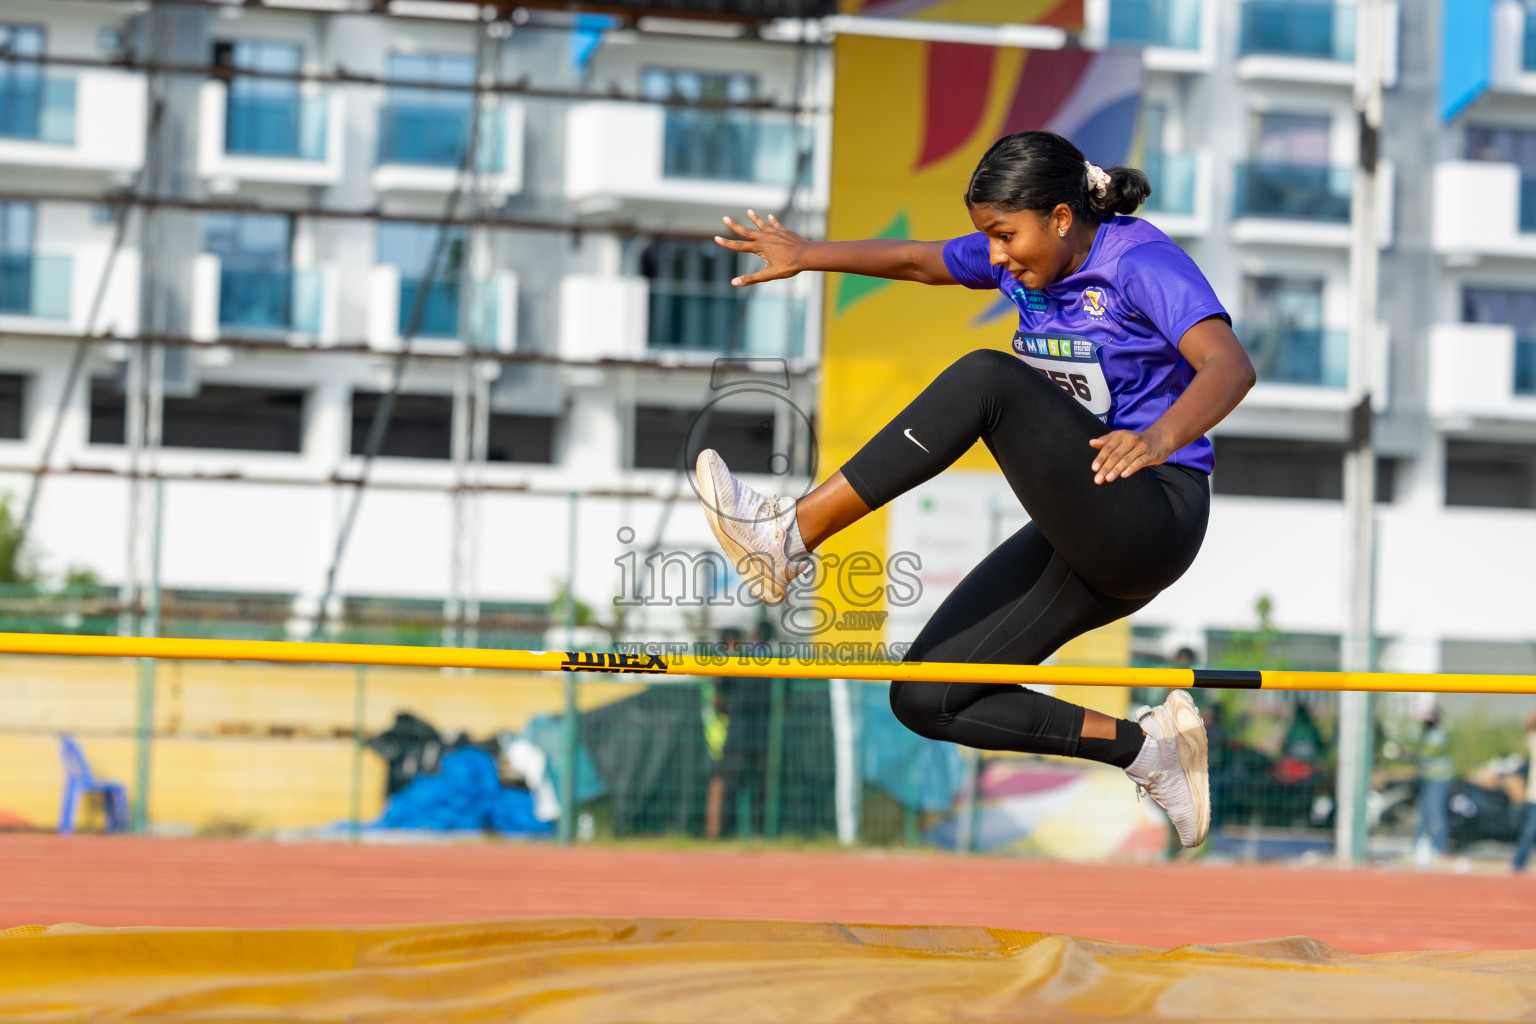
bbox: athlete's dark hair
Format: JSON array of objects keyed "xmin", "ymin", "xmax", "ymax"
[{"xmin": 963, "ymin": 131, "xmax": 1151, "ymax": 222}]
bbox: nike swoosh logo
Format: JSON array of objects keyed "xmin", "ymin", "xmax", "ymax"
[{"xmin": 903, "ymin": 428, "xmax": 929, "ymax": 453}]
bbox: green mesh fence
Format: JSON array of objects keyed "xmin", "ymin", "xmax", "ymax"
[
  {"xmin": 2, "ymin": 602, "xmax": 1532, "ymax": 864},
  {"xmin": 574, "ymin": 677, "xmax": 837, "ymax": 842}
]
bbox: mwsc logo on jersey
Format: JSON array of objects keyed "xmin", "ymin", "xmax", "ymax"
[{"xmin": 1082, "ymin": 288, "xmax": 1107, "ymax": 317}]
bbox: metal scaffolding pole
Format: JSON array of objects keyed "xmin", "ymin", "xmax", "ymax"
[
  {"xmin": 1336, "ymin": 0, "xmax": 1386, "ymax": 867},
  {"xmin": 124, "ymin": 8, "xmax": 176, "ymax": 640},
  {"xmin": 447, "ymin": 22, "xmax": 501, "ymax": 651}
]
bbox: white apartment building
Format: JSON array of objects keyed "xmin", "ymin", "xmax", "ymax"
[
  {"xmin": 0, "ymin": 0, "xmax": 1531, "ymax": 674},
  {"xmin": 0, "ymin": 0, "xmax": 826, "ymax": 638}
]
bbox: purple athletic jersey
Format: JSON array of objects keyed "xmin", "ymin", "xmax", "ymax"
[{"xmin": 942, "ymin": 216, "xmax": 1227, "ymax": 474}]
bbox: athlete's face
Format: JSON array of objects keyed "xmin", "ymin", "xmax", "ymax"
[{"xmin": 967, "ymin": 202, "xmax": 1079, "ymax": 291}]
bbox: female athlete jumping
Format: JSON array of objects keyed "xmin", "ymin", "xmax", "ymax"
[{"xmin": 695, "ymin": 131, "xmax": 1255, "ymax": 847}]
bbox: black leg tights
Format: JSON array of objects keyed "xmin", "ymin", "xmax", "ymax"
[{"xmin": 839, "ymin": 350, "xmax": 1210, "ymax": 762}]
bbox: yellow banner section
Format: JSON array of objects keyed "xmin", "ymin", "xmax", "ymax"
[
  {"xmin": 5, "ymin": 917, "xmax": 1536, "ymax": 1022},
  {"xmin": 817, "ymin": 33, "xmax": 1131, "ymax": 689},
  {"xmin": 818, "ymin": 34, "xmax": 1019, "ymax": 661}
]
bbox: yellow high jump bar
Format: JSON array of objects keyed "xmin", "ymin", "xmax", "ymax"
[{"xmin": 0, "ymin": 631, "xmax": 1531, "ymax": 694}]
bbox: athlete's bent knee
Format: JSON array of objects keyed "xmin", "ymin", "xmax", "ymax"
[{"xmin": 889, "ymin": 678, "xmax": 951, "ymax": 742}]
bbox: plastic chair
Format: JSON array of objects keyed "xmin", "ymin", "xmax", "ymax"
[{"xmin": 58, "ymin": 734, "xmax": 130, "ymax": 834}]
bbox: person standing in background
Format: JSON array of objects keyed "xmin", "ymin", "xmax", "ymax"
[
  {"xmin": 1413, "ymin": 705, "xmax": 1455, "ymax": 868},
  {"xmin": 1511, "ymin": 713, "xmax": 1536, "ymax": 872},
  {"xmin": 702, "ymin": 627, "xmax": 743, "ymax": 839}
]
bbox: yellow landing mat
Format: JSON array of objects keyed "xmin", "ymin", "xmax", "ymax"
[{"xmin": 4, "ymin": 917, "xmax": 1536, "ymax": 1023}]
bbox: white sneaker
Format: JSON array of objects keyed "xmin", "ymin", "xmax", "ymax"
[
  {"xmin": 695, "ymin": 449, "xmax": 809, "ymax": 605},
  {"xmin": 1125, "ymin": 690, "xmax": 1210, "ymax": 848}
]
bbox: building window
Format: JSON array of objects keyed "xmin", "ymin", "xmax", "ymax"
[
  {"xmin": 640, "ymin": 239, "xmax": 804, "ymax": 357},
  {"xmin": 1253, "ymin": 111, "xmax": 1331, "ymax": 165},
  {"xmin": 1464, "ymin": 125, "xmax": 1536, "ymax": 171},
  {"xmin": 633, "ymin": 405, "xmax": 776, "ymax": 472},
  {"xmin": 377, "ymin": 223, "xmax": 466, "ymax": 339},
  {"xmin": 1236, "ymin": 111, "xmax": 1349, "ymax": 222},
  {"xmin": 1240, "ymin": 276, "xmax": 1344, "ymax": 387},
  {"xmin": 165, "ymin": 386, "xmax": 304, "ymax": 452},
  {"xmin": 487, "ymin": 413, "xmax": 556, "ymax": 464},
  {"xmin": 1212, "ymin": 437, "xmax": 1395, "ymax": 502},
  {"xmin": 1446, "ymin": 440, "xmax": 1536, "ymax": 509},
  {"xmin": 351, "ymin": 394, "xmax": 557, "ymax": 463},
  {"xmin": 89, "ymin": 378, "xmax": 124, "ymax": 445},
  {"xmin": 205, "ymin": 212, "xmax": 298, "ymax": 332},
  {"xmin": 1462, "ymin": 286, "xmax": 1536, "ymax": 395},
  {"xmin": 351, "ymin": 392, "xmax": 452, "ymax": 459},
  {"xmin": 213, "ymin": 39, "xmax": 316, "ymax": 159},
  {"xmin": 0, "ymin": 200, "xmax": 37, "ymax": 316},
  {"xmin": 640, "ymin": 68, "xmax": 761, "ymax": 182},
  {"xmin": 1466, "ymin": 127, "xmax": 1536, "ymax": 234},
  {"xmin": 0, "ymin": 374, "xmax": 25, "ymax": 439},
  {"xmin": 1239, "ymin": 1, "xmax": 1353, "ymax": 61},
  {"xmin": 89, "ymin": 381, "xmax": 305, "ymax": 452},
  {"xmin": 379, "ymin": 52, "xmax": 477, "ymax": 168},
  {"xmin": 642, "ymin": 239, "xmax": 741, "ymax": 353},
  {"xmin": 0, "ymin": 25, "xmax": 51, "ymax": 142}
]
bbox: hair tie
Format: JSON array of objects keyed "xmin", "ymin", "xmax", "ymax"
[{"xmin": 1084, "ymin": 161, "xmax": 1111, "ymax": 197}]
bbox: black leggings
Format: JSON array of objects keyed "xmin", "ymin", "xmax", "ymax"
[{"xmin": 840, "ymin": 349, "xmax": 1210, "ymax": 760}]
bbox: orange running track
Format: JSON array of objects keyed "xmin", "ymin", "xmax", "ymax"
[{"xmin": 3, "ymin": 834, "xmax": 1533, "ymax": 954}]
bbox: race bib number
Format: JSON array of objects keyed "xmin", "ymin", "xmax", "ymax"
[{"xmin": 1012, "ymin": 331, "xmax": 1113, "ymax": 419}]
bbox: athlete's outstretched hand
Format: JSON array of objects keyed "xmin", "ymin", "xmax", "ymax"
[
  {"xmin": 714, "ymin": 210, "xmax": 807, "ymax": 287},
  {"xmin": 1089, "ymin": 429, "xmax": 1172, "ymax": 485}
]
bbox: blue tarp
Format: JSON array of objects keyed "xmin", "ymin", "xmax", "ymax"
[
  {"xmin": 860, "ymin": 684, "xmax": 967, "ymax": 814},
  {"xmin": 376, "ymin": 747, "xmax": 553, "ymax": 834}
]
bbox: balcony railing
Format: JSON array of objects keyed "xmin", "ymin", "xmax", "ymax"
[
  {"xmin": 1519, "ymin": 338, "xmax": 1536, "ymax": 396},
  {"xmin": 0, "ymin": 76, "xmax": 75, "ymax": 144},
  {"xmin": 398, "ymin": 277, "xmax": 461, "ymax": 338},
  {"xmin": 647, "ymin": 283, "xmax": 805, "ymax": 357},
  {"xmin": 1238, "ymin": 325, "xmax": 1348, "ymax": 387},
  {"xmin": 225, "ymin": 92, "xmax": 327, "ymax": 159},
  {"xmin": 377, "ymin": 104, "xmax": 504, "ymax": 171},
  {"xmin": 218, "ymin": 267, "xmax": 322, "ymax": 334},
  {"xmin": 1239, "ymin": 0, "xmax": 1354, "ymax": 61},
  {"xmin": 397, "ymin": 276, "xmax": 501, "ymax": 348},
  {"xmin": 1107, "ymin": 0, "xmax": 1202, "ymax": 49},
  {"xmin": 1233, "ymin": 162, "xmax": 1352, "ymax": 221},
  {"xmin": 463, "ymin": 280, "xmax": 503, "ymax": 351},
  {"xmin": 661, "ymin": 111, "xmax": 798, "ymax": 186},
  {"xmin": 1142, "ymin": 152, "xmax": 1198, "ymax": 215},
  {"xmin": 0, "ymin": 254, "xmax": 71, "ymax": 319}
]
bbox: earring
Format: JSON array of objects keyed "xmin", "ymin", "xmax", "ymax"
[{"xmin": 1058, "ymin": 228, "xmax": 1066, "ymax": 237}]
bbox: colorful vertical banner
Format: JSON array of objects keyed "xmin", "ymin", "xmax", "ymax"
[{"xmin": 814, "ymin": 33, "xmax": 1142, "ymax": 668}]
